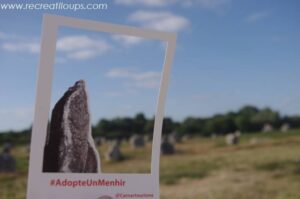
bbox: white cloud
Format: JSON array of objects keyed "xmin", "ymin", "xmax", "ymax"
[
  {"xmin": 112, "ymin": 11, "xmax": 189, "ymax": 46},
  {"xmin": 106, "ymin": 68, "xmax": 135, "ymax": 78},
  {"xmin": 107, "ymin": 68, "xmax": 160, "ymax": 80},
  {"xmin": 55, "ymin": 57, "xmax": 66, "ymax": 64},
  {"xmin": 106, "ymin": 68, "xmax": 161, "ymax": 89},
  {"xmin": 0, "ymin": 34, "xmax": 111, "ymax": 60},
  {"xmin": 246, "ymin": 11, "xmax": 270, "ymax": 23},
  {"xmin": 0, "ymin": 31, "xmax": 23, "ymax": 40},
  {"xmin": 112, "ymin": 35, "xmax": 144, "ymax": 46},
  {"xmin": 115, "ymin": 0, "xmax": 232, "ymax": 8},
  {"xmin": 135, "ymin": 78, "xmax": 160, "ymax": 88},
  {"xmin": 57, "ymin": 36, "xmax": 103, "ymax": 52},
  {"xmin": 56, "ymin": 35, "xmax": 111, "ymax": 60},
  {"xmin": 187, "ymin": 0, "xmax": 231, "ymax": 8},
  {"xmin": 129, "ymin": 11, "xmax": 190, "ymax": 32},
  {"xmin": 103, "ymin": 89, "xmax": 137, "ymax": 97},
  {"xmin": 0, "ymin": 31, "xmax": 39, "ymax": 54},
  {"xmin": 115, "ymin": 0, "xmax": 167, "ymax": 7},
  {"xmin": 67, "ymin": 50, "xmax": 97, "ymax": 60},
  {"xmin": 2, "ymin": 42, "xmax": 39, "ymax": 53}
]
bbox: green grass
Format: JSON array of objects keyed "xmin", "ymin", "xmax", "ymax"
[
  {"xmin": 1, "ymin": 129, "xmax": 300, "ymax": 199},
  {"xmin": 160, "ymin": 158, "xmax": 223, "ymax": 185}
]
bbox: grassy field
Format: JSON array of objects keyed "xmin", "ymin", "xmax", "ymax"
[{"xmin": 1, "ymin": 130, "xmax": 300, "ymax": 199}]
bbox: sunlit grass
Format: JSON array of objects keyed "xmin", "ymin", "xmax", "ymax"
[{"xmin": 1, "ymin": 130, "xmax": 300, "ymax": 199}]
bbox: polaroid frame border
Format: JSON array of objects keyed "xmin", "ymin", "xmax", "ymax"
[{"xmin": 27, "ymin": 14, "xmax": 176, "ymax": 199}]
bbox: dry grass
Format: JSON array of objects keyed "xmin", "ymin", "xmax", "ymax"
[{"xmin": 1, "ymin": 130, "xmax": 300, "ymax": 199}]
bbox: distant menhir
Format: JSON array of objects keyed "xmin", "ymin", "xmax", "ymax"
[{"xmin": 43, "ymin": 80, "xmax": 100, "ymax": 173}]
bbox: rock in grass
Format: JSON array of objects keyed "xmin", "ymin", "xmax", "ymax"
[
  {"xmin": 161, "ymin": 137, "xmax": 175, "ymax": 155},
  {"xmin": 0, "ymin": 144, "xmax": 16, "ymax": 173},
  {"xmin": 226, "ymin": 133, "xmax": 239, "ymax": 145},
  {"xmin": 280, "ymin": 123, "xmax": 290, "ymax": 132},
  {"xmin": 106, "ymin": 140, "xmax": 124, "ymax": 161},
  {"xmin": 168, "ymin": 131, "xmax": 182, "ymax": 144},
  {"xmin": 94, "ymin": 136, "xmax": 104, "ymax": 146},
  {"xmin": 43, "ymin": 80, "xmax": 100, "ymax": 173},
  {"xmin": 262, "ymin": 123, "xmax": 273, "ymax": 132},
  {"xmin": 130, "ymin": 134, "xmax": 145, "ymax": 149}
]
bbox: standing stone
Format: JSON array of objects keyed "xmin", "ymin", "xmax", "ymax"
[
  {"xmin": 144, "ymin": 135, "xmax": 152, "ymax": 142},
  {"xmin": 249, "ymin": 137, "xmax": 259, "ymax": 145},
  {"xmin": 26, "ymin": 143, "xmax": 31, "ymax": 159},
  {"xmin": 226, "ymin": 133, "xmax": 239, "ymax": 145},
  {"xmin": 211, "ymin": 133, "xmax": 217, "ymax": 139},
  {"xmin": 161, "ymin": 137, "xmax": 175, "ymax": 155},
  {"xmin": 168, "ymin": 131, "xmax": 182, "ymax": 144},
  {"xmin": 280, "ymin": 123, "xmax": 290, "ymax": 132},
  {"xmin": 106, "ymin": 141, "xmax": 123, "ymax": 161},
  {"xmin": 182, "ymin": 135, "xmax": 191, "ymax": 142},
  {"xmin": 262, "ymin": 123, "xmax": 273, "ymax": 132},
  {"xmin": 94, "ymin": 137, "xmax": 103, "ymax": 146},
  {"xmin": 43, "ymin": 80, "xmax": 100, "ymax": 173},
  {"xmin": 130, "ymin": 135, "xmax": 145, "ymax": 148},
  {"xmin": 0, "ymin": 144, "xmax": 16, "ymax": 173},
  {"xmin": 234, "ymin": 130, "xmax": 242, "ymax": 137}
]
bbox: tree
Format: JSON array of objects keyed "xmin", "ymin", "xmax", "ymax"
[
  {"xmin": 180, "ymin": 117, "xmax": 205, "ymax": 136},
  {"xmin": 235, "ymin": 105, "xmax": 260, "ymax": 132},
  {"xmin": 144, "ymin": 117, "xmax": 154, "ymax": 135},
  {"xmin": 204, "ymin": 114, "xmax": 236, "ymax": 135},
  {"xmin": 133, "ymin": 113, "xmax": 147, "ymax": 135},
  {"xmin": 162, "ymin": 117, "xmax": 175, "ymax": 135},
  {"xmin": 252, "ymin": 108, "xmax": 280, "ymax": 128}
]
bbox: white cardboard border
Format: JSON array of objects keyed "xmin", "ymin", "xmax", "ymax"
[{"xmin": 27, "ymin": 14, "xmax": 176, "ymax": 199}]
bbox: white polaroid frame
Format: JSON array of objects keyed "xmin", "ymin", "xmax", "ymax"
[{"xmin": 27, "ymin": 14, "xmax": 176, "ymax": 199}]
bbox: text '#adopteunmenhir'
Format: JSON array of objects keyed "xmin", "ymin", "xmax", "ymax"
[{"xmin": 50, "ymin": 178, "xmax": 125, "ymax": 188}]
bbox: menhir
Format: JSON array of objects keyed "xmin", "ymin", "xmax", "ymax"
[{"xmin": 43, "ymin": 80, "xmax": 100, "ymax": 173}]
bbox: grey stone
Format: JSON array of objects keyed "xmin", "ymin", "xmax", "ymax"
[
  {"xmin": 94, "ymin": 137, "xmax": 103, "ymax": 146},
  {"xmin": 249, "ymin": 137, "xmax": 259, "ymax": 145},
  {"xmin": 130, "ymin": 135, "xmax": 145, "ymax": 148},
  {"xmin": 226, "ymin": 133, "xmax": 239, "ymax": 145},
  {"xmin": 144, "ymin": 135, "xmax": 152, "ymax": 142},
  {"xmin": 110, "ymin": 139, "xmax": 122, "ymax": 146},
  {"xmin": 182, "ymin": 134, "xmax": 192, "ymax": 141},
  {"xmin": 234, "ymin": 130, "xmax": 242, "ymax": 137},
  {"xmin": 281, "ymin": 123, "xmax": 290, "ymax": 132},
  {"xmin": 262, "ymin": 123, "xmax": 273, "ymax": 132},
  {"xmin": 168, "ymin": 131, "xmax": 182, "ymax": 144},
  {"xmin": 43, "ymin": 80, "xmax": 100, "ymax": 173},
  {"xmin": 211, "ymin": 133, "xmax": 217, "ymax": 139},
  {"xmin": 106, "ymin": 142, "xmax": 123, "ymax": 161},
  {"xmin": 26, "ymin": 143, "xmax": 30, "ymax": 159},
  {"xmin": 0, "ymin": 145, "xmax": 16, "ymax": 173},
  {"xmin": 161, "ymin": 137, "xmax": 175, "ymax": 155},
  {"xmin": 3, "ymin": 143, "xmax": 12, "ymax": 151}
]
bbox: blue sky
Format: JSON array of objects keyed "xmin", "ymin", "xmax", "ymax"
[{"xmin": 0, "ymin": 0, "xmax": 299, "ymax": 131}]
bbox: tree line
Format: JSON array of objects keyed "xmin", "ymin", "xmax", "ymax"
[
  {"xmin": 93, "ymin": 105, "xmax": 300, "ymax": 139},
  {"xmin": 1, "ymin": 105, "xmax": 300, "ymax": 145}
]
